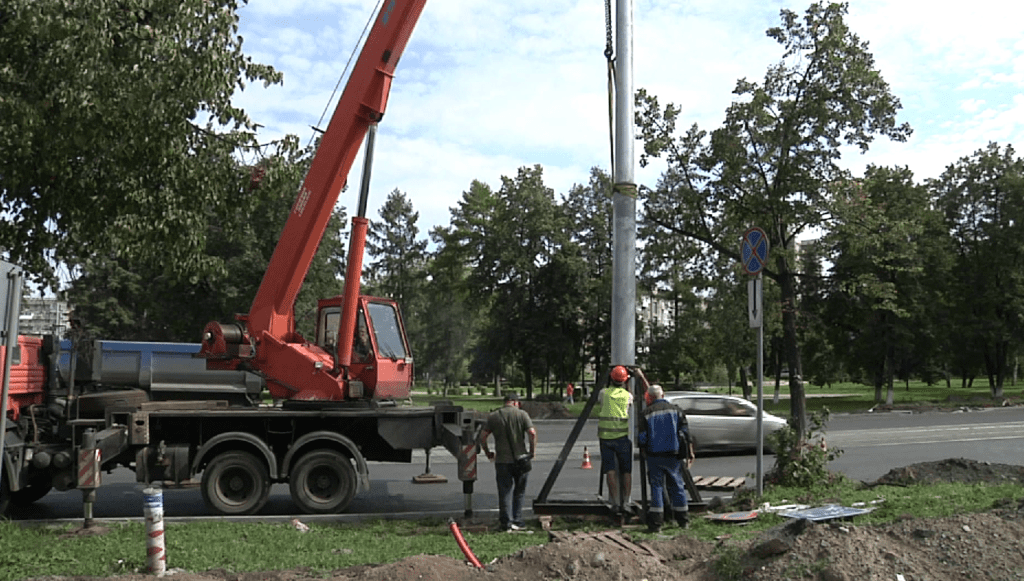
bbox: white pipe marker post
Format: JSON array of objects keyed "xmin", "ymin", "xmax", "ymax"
[{"xmin": 143, "ymin": 487, "xmax": 167, "ymax": 574}]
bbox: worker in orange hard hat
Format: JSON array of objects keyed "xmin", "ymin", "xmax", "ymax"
[{"xmin": 597, "ymin": 365, "xmax": 637, "ymax": 520}]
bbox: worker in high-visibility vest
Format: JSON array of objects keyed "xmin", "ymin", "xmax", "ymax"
[{"xmin": 598, "ymin": 365, "xmax": 635, "ymax": 518}]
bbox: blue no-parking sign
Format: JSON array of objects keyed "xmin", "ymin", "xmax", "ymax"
[{"xmin": 741, "ymin": 227, "xmax": 769, "ymax": 275}]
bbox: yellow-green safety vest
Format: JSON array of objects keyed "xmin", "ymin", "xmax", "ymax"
[{"xmin": 598, "ymin": 387, "xmax": 630, "ymax": 440}]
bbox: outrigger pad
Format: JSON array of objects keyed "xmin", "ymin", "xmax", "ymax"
[{"xmin": 412, "ymin": 473, "xmax": 448, "ymax": 484}]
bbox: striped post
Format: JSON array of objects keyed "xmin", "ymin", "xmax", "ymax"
[
  {"xmin": 458, "ymin": 424, "xmax": 479, "ymax": 518},
  {"xmin": 143, "ymin": 487, "xmax": 166, "ymax": 574}
]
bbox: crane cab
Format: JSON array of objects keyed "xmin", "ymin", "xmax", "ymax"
[{"xmin": 316, "ymin": 295, "xmax": 413, "ymax": 400}]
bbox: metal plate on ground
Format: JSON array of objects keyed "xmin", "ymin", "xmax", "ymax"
[{"xmin": 779, "ymin": 505, "xmax": 872, "ymax": 522}]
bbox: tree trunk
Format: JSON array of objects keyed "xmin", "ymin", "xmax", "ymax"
[
  {"xmin": 778, "ymin": 264, "xmax": 806, "ymax": 439},
  {"xmin": 992, "ymin": 341, "xmax": 1007, "ymax": 398},
  {"xmin": 873, "ymin": 361, "xmax": 884, "ymax": 403},
  {"xmin": 740, "ymin": 365, "xmax": 751, "ymax": 400},
  {"xmin": 885, "ymin": 310, "xmax": 895, "ymax": 406},
  {"xmin": 772, "ymin": 336, "xmax": 782, "ymax": 404}
]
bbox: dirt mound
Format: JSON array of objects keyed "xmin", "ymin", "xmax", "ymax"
[
  {"xmin": 21, "ymin": 459, "xmax": 1024, "ymax": 581},
  {"xmin": 874, "ymin": 457, "xmax": 1024, "ymax": 487},
  {"xmin": 520, "ymin": 400, "xmax": 575, "ymax": 419},
  {"xmin": 869, "ymin": 394, "xmax": 1022, "ymax": 413},
  {"xmin": 740, "ymin": 507, "xmax": 1024, "ymax": 581}
]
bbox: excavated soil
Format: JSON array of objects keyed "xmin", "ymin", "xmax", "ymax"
[{"xmin": 21, "ymin": 458, "xmax": 1024, "ymax": 581}]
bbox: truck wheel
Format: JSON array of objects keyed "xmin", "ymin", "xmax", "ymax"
[
  {"xmin": 289, "ymin": 450, "xmax": 357, "ymax": 514},
  {"xmin": 201, "ymin": 451, "xmax": 270, "ymax": 515},
  {"xmin": 0, "ymin": 471, "xmax": 10, "ymax": 516},
  {"xmin": 10, "ymin": 478, "xmax": 52, "ymax": 506}
]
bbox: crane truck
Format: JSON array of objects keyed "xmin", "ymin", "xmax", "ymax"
[{"xmin": 0, "ymin": 0, "xmax": 483, "ymax": 518}]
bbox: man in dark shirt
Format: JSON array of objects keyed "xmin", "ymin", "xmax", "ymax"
[{"xmin": 480, "ymin": 392, "xmax": 537, "ymax": 531}]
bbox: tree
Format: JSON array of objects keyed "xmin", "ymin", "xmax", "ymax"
[
  {"xmin": 366, "ymin": 189, "xmax": 428, "ymax": 304},
  {"xmin": 431, "ymin": 180, "xmax": 501, "ymax": 391},
  {"xmin": 0, "ymin": 0, "xmax": 281, "ymax": 286},
  {"xmin": 419, "ymin": 229, "xmax": 479, "ymax": 391},
  {"xmin": 65, "ymin": 144, "xmax": 348, "ymax": 343},
  {"xmin": 365, "ymin": 189, "xmax": 429, "ymax": 360},
  {"xmin": 823, "ymin": 166, "xmax": 948, "ymax": 404},
  {"xmin": 561, "ymin": 168, "xmax": 615, "ymax": 389},
  {"xmin": 446, "ymin": 166, "xmax": 570, "ymax": 399},
  {"xmin": 930, "ymin": 143, "xmax": 1024, "ymax": 398},
  {"xmin": 635, "ymin": 1, "xmax": 910, "ymax": 436}
]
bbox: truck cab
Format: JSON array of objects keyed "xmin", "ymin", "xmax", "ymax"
[{"xmin": 315, "ymin": 296, "xmax": 413, "ymax": 400}]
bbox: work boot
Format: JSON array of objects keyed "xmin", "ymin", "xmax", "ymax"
[
  {"xmin": 674, "ymin": 510, "xmax": 690, "ymax": 529},
  {"xmin": 646, "ymin": 511, "xmax": 664, "ymax": 533},
  {"xmin": 609, "ymin": 505, "xmax": 624, "ymax": 527}
]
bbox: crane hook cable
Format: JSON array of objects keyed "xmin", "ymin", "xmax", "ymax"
[
  {"xmin": 307, "ymin": 0, "xmax": 385, "ymax": 149},
  {"xmin": 605, "ymin": 0, "xmax": 616, "ymax": 185}
]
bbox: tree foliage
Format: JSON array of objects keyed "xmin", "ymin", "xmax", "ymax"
[
  {"xmin": 365, "ymin": 189, "xmax": 429, "ymax": 364},
  {"xmin": 635, "ymin": 1, "xmax": 910, "ymax": 435},
  {"xmin": 823, "ymin": 166, "xmax": 948, "ymax": 403},
  {"xmin": 0, "ymin": 0, "xmax": 281, "ymax": 285},
  {"xmin": 66, "ymin": 144, "xmax": 347, "ymax": 343},
  {"xmin": 561, "ymin": 168, "xmax": 615, "ymax": 389},
  {"xmin": 930, "ymin": 143, "xmax": 1024, "ymax": 397}
]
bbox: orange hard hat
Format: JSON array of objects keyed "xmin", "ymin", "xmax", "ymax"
[{"xmin": 610, "ymin": 365, "xmax": 629, "ymax": 384}]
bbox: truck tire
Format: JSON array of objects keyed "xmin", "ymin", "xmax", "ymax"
[
  {"xmin": 289, "ymin": 449, "xmax": 357, "ymax": 514},
  {"xmin": 10, "ymin": 477, "xmax": 52, "ymax": 506},
  {"xmin": 0, "ymin": 471, "xmax": 10, "ymax": 516},
  {"xmin": 201, "ymin": 451, "xmax": 270, "ymax": 516}
]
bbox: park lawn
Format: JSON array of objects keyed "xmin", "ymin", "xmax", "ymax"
[{"xmin": 411, "ymin": 379, "xmax": 1020, "ymax": 418}]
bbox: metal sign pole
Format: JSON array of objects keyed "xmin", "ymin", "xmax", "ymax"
[
  {"xmin": 755, "ymin": 273, "xmax": 764, "ymax": 496},
  {"xmin": 741, "ymin": 227, "xmax": 768, "ymax": 498}
]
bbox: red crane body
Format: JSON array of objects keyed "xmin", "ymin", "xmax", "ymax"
[{"xmin": 200, "ymin": 0, "xmax": 426, "ymax": 401}]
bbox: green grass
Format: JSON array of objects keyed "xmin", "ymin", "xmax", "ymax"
[
  {"xmin": 6, "ymin": 383, "xmax": 1014, "ymax": 579},
  {"xmin": 628, "ymin": 477, "xmax": 1024, "ymax": 545},
  {"xmin": 3, "ymin": 480, "xmax": 1021, "ymax": 579},
  {"xmin": 0, "ymin": 518, "xmax": 546, "ymax": 580}
]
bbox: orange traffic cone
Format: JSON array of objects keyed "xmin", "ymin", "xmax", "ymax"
[{"xmin": 581, "ymin": 446, "xmax": 593, "ymax": 469}]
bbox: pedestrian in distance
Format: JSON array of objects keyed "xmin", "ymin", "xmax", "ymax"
[
  {"xmin": 638, "ymin": 383, "xmax": 694, "ymax": 532},
  {"xmin": 479, "ymin": 392, "xmax": 537, "ymax": 532},
  {"xmin": 565, "ymin": 383, "xmax": 575, "ymax": 405},
  {"xmin": 598, "ymin": 365, "xmax": 635, "ymax": 519}
]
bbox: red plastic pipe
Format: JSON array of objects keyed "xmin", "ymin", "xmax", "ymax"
[{"xmin": 448, "ymin": 519, "xmax": 483, "ymax": 569}]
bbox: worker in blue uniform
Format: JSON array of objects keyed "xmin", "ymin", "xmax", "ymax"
[{"xmin": 637, "ymin": 383, "xmax": 694, "ymax": 531}]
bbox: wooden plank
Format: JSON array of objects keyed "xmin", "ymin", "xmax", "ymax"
[
  {"xmin": 636, "ymin": 541, "xmax": 667, "ymax": 562},
  {"xmin": 692, "ymin": 475, "xmax": 746, "ymax": 489},
  {"xmin": 599, "ymin": 533, "xmax": 643, "ymax": 554}
]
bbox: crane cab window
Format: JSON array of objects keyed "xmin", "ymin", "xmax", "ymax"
[
  {"xmin": 316, "ymin": 307, "xmax": 341, "ymax": 350},
  {"xmin": 352, "ymin": 309, "xmax": 372, "ymax": 362},
  {"xmin": 367, "ymin": 302, "xmax": 407, "ymax": 361}
]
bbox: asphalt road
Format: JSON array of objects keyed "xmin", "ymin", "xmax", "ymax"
[{"xmin": 9, "ymin": 406, "xmax": 1024, "ymax": 524}]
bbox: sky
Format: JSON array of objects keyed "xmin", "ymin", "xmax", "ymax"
[{"xmin": 232, "ymin": 0, "xmax": 1024, "ymax": 237}]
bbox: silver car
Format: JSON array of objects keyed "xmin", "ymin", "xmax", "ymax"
[{"xmin": 662, "ymin": 392, "xmax": 788, "ymax": 453}]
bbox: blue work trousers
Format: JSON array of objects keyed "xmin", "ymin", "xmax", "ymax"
[
  {"xmin": 646, "ymin": 455, "xmax": 688, "ymax": 512},
  {"xmin": 495, "ymin": 462, "xmax": 528, "ymax": 528}
]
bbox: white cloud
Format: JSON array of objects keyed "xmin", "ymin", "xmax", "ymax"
[
  {"xmin": 960, "ymin": 98, "xmax": 986, "ymax": 114},
  {"xmin": 234, "ymin": 0, "xmax": 1024, "ymax": 235}
]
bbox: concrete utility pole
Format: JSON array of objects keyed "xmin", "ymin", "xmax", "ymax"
[{"xmin": 610, "ymin": 0, "xmax": 636, "ymax": 372}]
